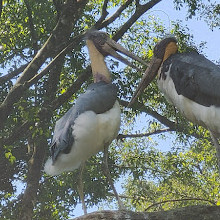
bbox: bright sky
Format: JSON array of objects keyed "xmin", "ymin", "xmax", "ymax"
[{"xmin": 153, "ymin": 1, "xmax": 220, "ymax": 62}]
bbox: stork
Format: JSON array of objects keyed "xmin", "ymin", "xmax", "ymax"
[
  {"xmin": 44, "ymin": 29, "xmax": 146, "ymax": 212},
  {"xmin": 129, "ymin": 37, "xmax": 220, "ymax": 172}
]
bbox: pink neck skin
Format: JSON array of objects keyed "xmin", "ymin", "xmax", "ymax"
[{"xmin": 94, "ymin": 72, "xmax": 111, "ymax": 83}]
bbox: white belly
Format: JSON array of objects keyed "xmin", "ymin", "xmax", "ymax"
[
  {"xmin": 44, "ymin": 101, "xmax": 121, "ymax": 176},
  {"xmin": 158, "ymin": 71, "xmax": 220, "ymax": 135}
]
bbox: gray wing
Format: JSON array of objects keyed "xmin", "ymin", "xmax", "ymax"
[
  {"xmin": 164, "ymin": 52, "xmax": 220, "ymax": 107},
  {"xmin": 51, "ymin": 81, "xmax": 118, "ymax": 162}
]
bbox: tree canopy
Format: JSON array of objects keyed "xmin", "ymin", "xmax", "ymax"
[{"xmin": 0, "ymin": 0, "xmax": 219, "ymax": 219}]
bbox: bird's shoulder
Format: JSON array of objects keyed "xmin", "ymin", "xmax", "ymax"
[
  {"xmin": 75, "ymin": 81, "xmax": 118, "ymax": 114},
  {"xmin": 163, "ymin": 52, "xmax": 220, "ymax": 107}
]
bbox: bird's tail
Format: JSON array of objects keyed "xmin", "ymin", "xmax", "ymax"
[{"xmin": 44, "ymin": 157, "xmax": 81, "ymax": 176}]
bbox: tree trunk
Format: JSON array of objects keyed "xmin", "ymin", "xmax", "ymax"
[{"xmin": 17, "ymin": 138, "xmax": 46, "ymax": 220}]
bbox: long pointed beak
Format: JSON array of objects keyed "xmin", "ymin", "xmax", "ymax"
[
  {"xmin": 128, "ymin": 56, "xmax": 162, "ymax": 107},
  {"xmin": 103, "ymin": 38, "xmax": 148, "ymax": 72}
]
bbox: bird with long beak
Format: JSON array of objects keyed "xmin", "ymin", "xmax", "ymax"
[
  {"xmin": 129, "ymin": 37, "xmax": 220, "ymax": 172},
  {"xmin": 44, "ymin": 29, "xmax": 146, "ymax": 212}
]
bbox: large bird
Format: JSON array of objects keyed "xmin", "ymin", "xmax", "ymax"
[
  {"xmin": 129, "ymin": 37, "xmax": 220, "ymax": 171},
  {"xmin": 44, "ymin": 30, "xmax": 145, "ymax": 175},
  {"xmin": 44, "ymin": 29, "xmax": 146, "ymax": 211}
]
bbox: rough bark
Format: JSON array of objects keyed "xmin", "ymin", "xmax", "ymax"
[
  {"xmin": 72, "ymin": 206, "xmax": 220, "ymax": 220},
  {"xmin": 17, "ymin": 137, "xmax": 47, "ymax": 220},
  {"xmin": 15, "ymin": 45, "xmax": 69, "ymax": 219}
]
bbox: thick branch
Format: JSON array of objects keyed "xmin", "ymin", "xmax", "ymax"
[
  {"xmin": 0, "ymin": 0, "xmax": 88, "ymax": 130},
  {"xmin": 27, "ymin": 35, "xmax": 83, "ymax": 86},
  {"xmin": 17, "ymin": 54, "xmax": 65, "ymax": 220},
  {"xmin": 119, "ymin": 99, "xmax": 202, "ymax": 140},
  {"xmin": 72, "ymin": 206, "xmax": 220, "ymax": 220},
  {"xmin": 95, "ymin": 0, "xmax": 133, "ymax": 29},
  {"xmin": 95, "ymin": 0, "xmax": 109, "ymax": 27},
  {"xmin": 113, "ymin": 0, "xmax": 162, "ymax": 41},
  {"xmin": 17, "ymin": 135, "xmax": 47, "ymax": 220}
]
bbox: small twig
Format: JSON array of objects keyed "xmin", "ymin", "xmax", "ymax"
[
  {"xmin": 95, "ymin": 0, "xmax": 133, "ymax": 29},
  {"xmin": 117, "ymin": 128, "xmax": 173, "ymax": 140},
  {"xmin": 0, "ymin": 63, "xmax": 28, "ymax": 84},
  {"xmin": 145, "ymin": 198, "xmax": 216, "ymax": 211},
  {"xmin": 119, "ymin": 99, "xmax": 203, "ymax": 140},
  {"xmin": 95, "ymin": 0, "xmax": 109, "ymax": 26}
]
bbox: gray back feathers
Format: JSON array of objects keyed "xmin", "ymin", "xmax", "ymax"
[
  {"xmin": 163, "ymin": 52, "xmax": 220, "ymax": 107},
  {"xmin": 50, "ymin": 81, "xmax": 118, "ymax": 162}
]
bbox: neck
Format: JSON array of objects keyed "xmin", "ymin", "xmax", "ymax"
[{"xmin": 86, "ymin": 40, "xmax": 111, "ymax": 83}]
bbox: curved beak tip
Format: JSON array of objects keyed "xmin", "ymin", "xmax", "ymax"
[
  {"xmin": 104, "ymin": 39, "xmax": 147, "ymax": 70},
  {"xmin": 128, "ymin": 57, "xmax": 162, "ymax": 107}
]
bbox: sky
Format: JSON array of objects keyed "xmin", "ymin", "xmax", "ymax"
[
  {"xmin": 72, "ymin": 1, "xmax": 220, "ymax": 217},
  {"xmin": 153, "ymin": 1, "xmax": 220, "ymax": 62}
]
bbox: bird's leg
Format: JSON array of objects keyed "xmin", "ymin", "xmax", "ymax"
[
  {"xmin": 210, "ymin": 131, "xmax": 220, "ymax": 173},
  {"xmin": 77, "ymin": 163, "xmax": 87, "ymax": 215},
  {"xmin": 103, "ymin": 145, "xmax": 125, "ymax": 210}
]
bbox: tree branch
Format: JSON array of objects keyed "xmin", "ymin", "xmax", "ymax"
[
  {"xmin": 113, "ymin": 0, "xmax": 162, "ymax": 41},
  {"xmin": 95, "ymin": 0, "xmax": 109, "ymax": 27},
  {"xmin": 117, "ymin": 128, "xmax": 173, "ymax": 140},
  {"xmin": 95, "ymin": 0, "xmax": 133, "ymax": 29},
  {"xmin": 0, "ymin": 0, "xmax": 88, "ymax": 130},
  {"xmin": 107, "ymin": 193, "xmax": 216, "ymax": 208},
  {"xmin": 17, "ymin": 51, "xmax": 66, "ymax": 220},
  {"xmin": 17, "ymin": 134, "xmax": 47, "ymax": 220},
  {"xmin": 0, "ymin": 63, "xmax": 28, "ymax": 84},
  {"xmin": 26, "ymin": 34, "xmax": 83, "ymax": 86},
  {"xmin": 72, "ymin": 206, "xmax": 220, "ymax": 220},
  {"xmin": 119, "ymin": 99, "xmax": 202, "ymax": 140}
]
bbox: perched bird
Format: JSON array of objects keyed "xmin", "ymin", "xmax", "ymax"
[
  {"xmin": 44, "ymin": 80, "xmax": 120, "ymax": 175},
  {"xmin": 44, "ymin": 30, "xmax": 145, "ymax": 176},
  {"xmin": 129, "ymin": 37, "xmax": 220, "ymax": 171},
  {"xmin": 44, "ymin": 29, "xmax": 146, "ymax": 211}
]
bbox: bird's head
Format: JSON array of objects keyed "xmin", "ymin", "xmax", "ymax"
[
  {"xmin": 129, "ymin": 37, "xmax": 178, "ymax": 106},
  {"xmin": 85, "ymin": 29, "xmax": 148, "ymax": 72}
]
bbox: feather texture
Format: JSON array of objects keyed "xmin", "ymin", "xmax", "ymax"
[
  {"xmin": 44, "ymin": 82, "xmax": 120, "ymax": 175},
  {"xmin": 158, "ymin": 52, "xmax": 220, "ymax": 135}
]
